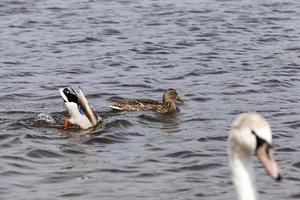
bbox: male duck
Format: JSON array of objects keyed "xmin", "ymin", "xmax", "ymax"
[
  {"xmin": 59, "ymin": 88, "xmax": 101, "ymax": 129},
  {"xmin": 109, "ymin": 88, "xmax": 183, "ymax": 114}
]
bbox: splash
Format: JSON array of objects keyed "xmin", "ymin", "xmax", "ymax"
[{"xmin": 33, "ymin": 113, "xmax": 56, "ymax": 127}]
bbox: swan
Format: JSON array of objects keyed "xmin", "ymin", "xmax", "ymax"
[
  {"xmin": 59, "ymin": 88, "xmax": 101, "ymax": 129},
  {"xmin": 228, "ymin": 113, "xmax": 282, "ymax": 200}
]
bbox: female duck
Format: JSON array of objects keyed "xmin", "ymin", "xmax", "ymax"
[
  {"xmin": 109, "ymin": 88, "xmax": 183, "ymax": 114},
  {"xmin": 59, "ymin": 88, "xmax": 101, "ymax": 129}
]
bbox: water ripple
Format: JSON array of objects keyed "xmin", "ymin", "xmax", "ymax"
[
  {"xmin": 0, "ymin": 0, "xmax": 299, "ymax": 199},
  {"xmin": 26, "ymin": 149, "xmax": 63, "ymax": 158}
]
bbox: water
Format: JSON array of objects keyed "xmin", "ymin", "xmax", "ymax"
[{"xmin": 0, "ymin": 0, "xmax": 300, "ymax": 199}]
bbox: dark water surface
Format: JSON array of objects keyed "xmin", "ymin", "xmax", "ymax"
[{"xmin": 1, "ymin": 0, "xmax": 300, "ymax": 199}]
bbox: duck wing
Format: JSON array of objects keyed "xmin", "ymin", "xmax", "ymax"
[
  {"xmin": 154, "ymin": 100, "xmax": 177, "ymax": 113},
  {"xmin": 77, "ymin": 88, "xmax": 101, "ymax": 126},
  {"xmin": 110, "ymin": 98, "xmax": 161, "ymax": 111}
]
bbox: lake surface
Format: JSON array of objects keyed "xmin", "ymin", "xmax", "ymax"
[{"xmin": 0, "ymin": 0, "xmax": 300, "ymax": 199}]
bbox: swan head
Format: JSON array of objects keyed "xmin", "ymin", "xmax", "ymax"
[
  {"xmin": 229, "ymin": 112, "xmax": 281, "ymax": 181},
  {"xmin": 162, "ymin": 88, "xmax": 183, "ymax": 103}
]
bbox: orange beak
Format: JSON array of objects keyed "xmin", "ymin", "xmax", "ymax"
[{"xmin": 256, "ymin": 144, "xmax": 282, "ymax": 181}]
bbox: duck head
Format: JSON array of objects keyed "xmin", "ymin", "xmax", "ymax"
[
  {"xmin": 59, "ymin": 88, "xmax": 101, "ymax": 130},
  {"xmin": 162, "ymin": 88, "xmax": 183, "ymax": 103}
]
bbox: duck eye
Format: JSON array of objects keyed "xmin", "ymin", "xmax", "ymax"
[{"xmin": 251, "ymin": 130, "xmax": 256, "ymax": 135}]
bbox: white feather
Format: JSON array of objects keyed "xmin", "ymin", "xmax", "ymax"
[
  {"xmin": 59, "ymin": 88, "xmax": 69, "ymax": 102},
  {"xmin": 108, "ymin": 105, "xmax": 123, "ymax": 110},
  {"xmin": 64, "ymin": 102, "xmax": 92, "ymax": 129},
  {"xmin": 228, "ymin": 113, "xmax": 278, "ymax": 200}
]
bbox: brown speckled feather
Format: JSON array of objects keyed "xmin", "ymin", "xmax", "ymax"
[
  {"xmin": 110, "ymin": 89, "xmax": 182, "ymax": 113},
  {"xmin": 113, "ymin": 99, "xmax": 177, "ymax": 113},
  {"xmin": 115, "ymin": 98, "xmax": 161, "ymax": 111},
  {"xmin": 154, "ymin": 100, "xmax": 177, "ymax": 113}
]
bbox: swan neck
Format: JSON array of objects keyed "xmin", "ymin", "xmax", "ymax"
[{"xmin": 230, "ymin": 152, "xmax": 257, "ymax": 200}]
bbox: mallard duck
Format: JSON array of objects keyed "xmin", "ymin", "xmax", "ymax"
[
  {"xmin": 109, "ymin": 88, "xmax": 183, "ymax": 113},
  {"xmin": 228, "ymin": 113, "xmax": 281, "ymax": 200},
  {"xmin": 59, "ymin": 88, "xmax": 101, "ymax": 129}
]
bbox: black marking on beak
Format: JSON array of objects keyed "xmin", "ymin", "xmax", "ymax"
[
  {"xmin": 276, "ymin": 174, "xmax": 282, "ymax": 182},
  {"xmin": 251, "ymin": 130, "xmax": 272, "ymax": 153}
]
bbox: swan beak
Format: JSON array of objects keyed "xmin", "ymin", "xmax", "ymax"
[
  {"xmin": 256, "ymin": 144, "xmax": 282, "ymax": 181},
  {"xmin": 176, "ymin": 95, "xmax": 184, "ymax": 103}
]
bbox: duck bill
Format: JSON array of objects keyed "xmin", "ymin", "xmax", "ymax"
[
  {"xmin": 256, "ymin": 144, "xmax": 282, "ymax": 181},
  {"xmin": 175, "ymin": 95, "xmax": 184, "ymax": 103}
]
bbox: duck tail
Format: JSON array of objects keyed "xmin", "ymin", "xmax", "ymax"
[
  {"xmin": 59, "ymin": 88, "xmax": 69, "ymax": 102},
  {"xmin": 108, "ymin": 105, "xmax": 123, "ymax": 110}
]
